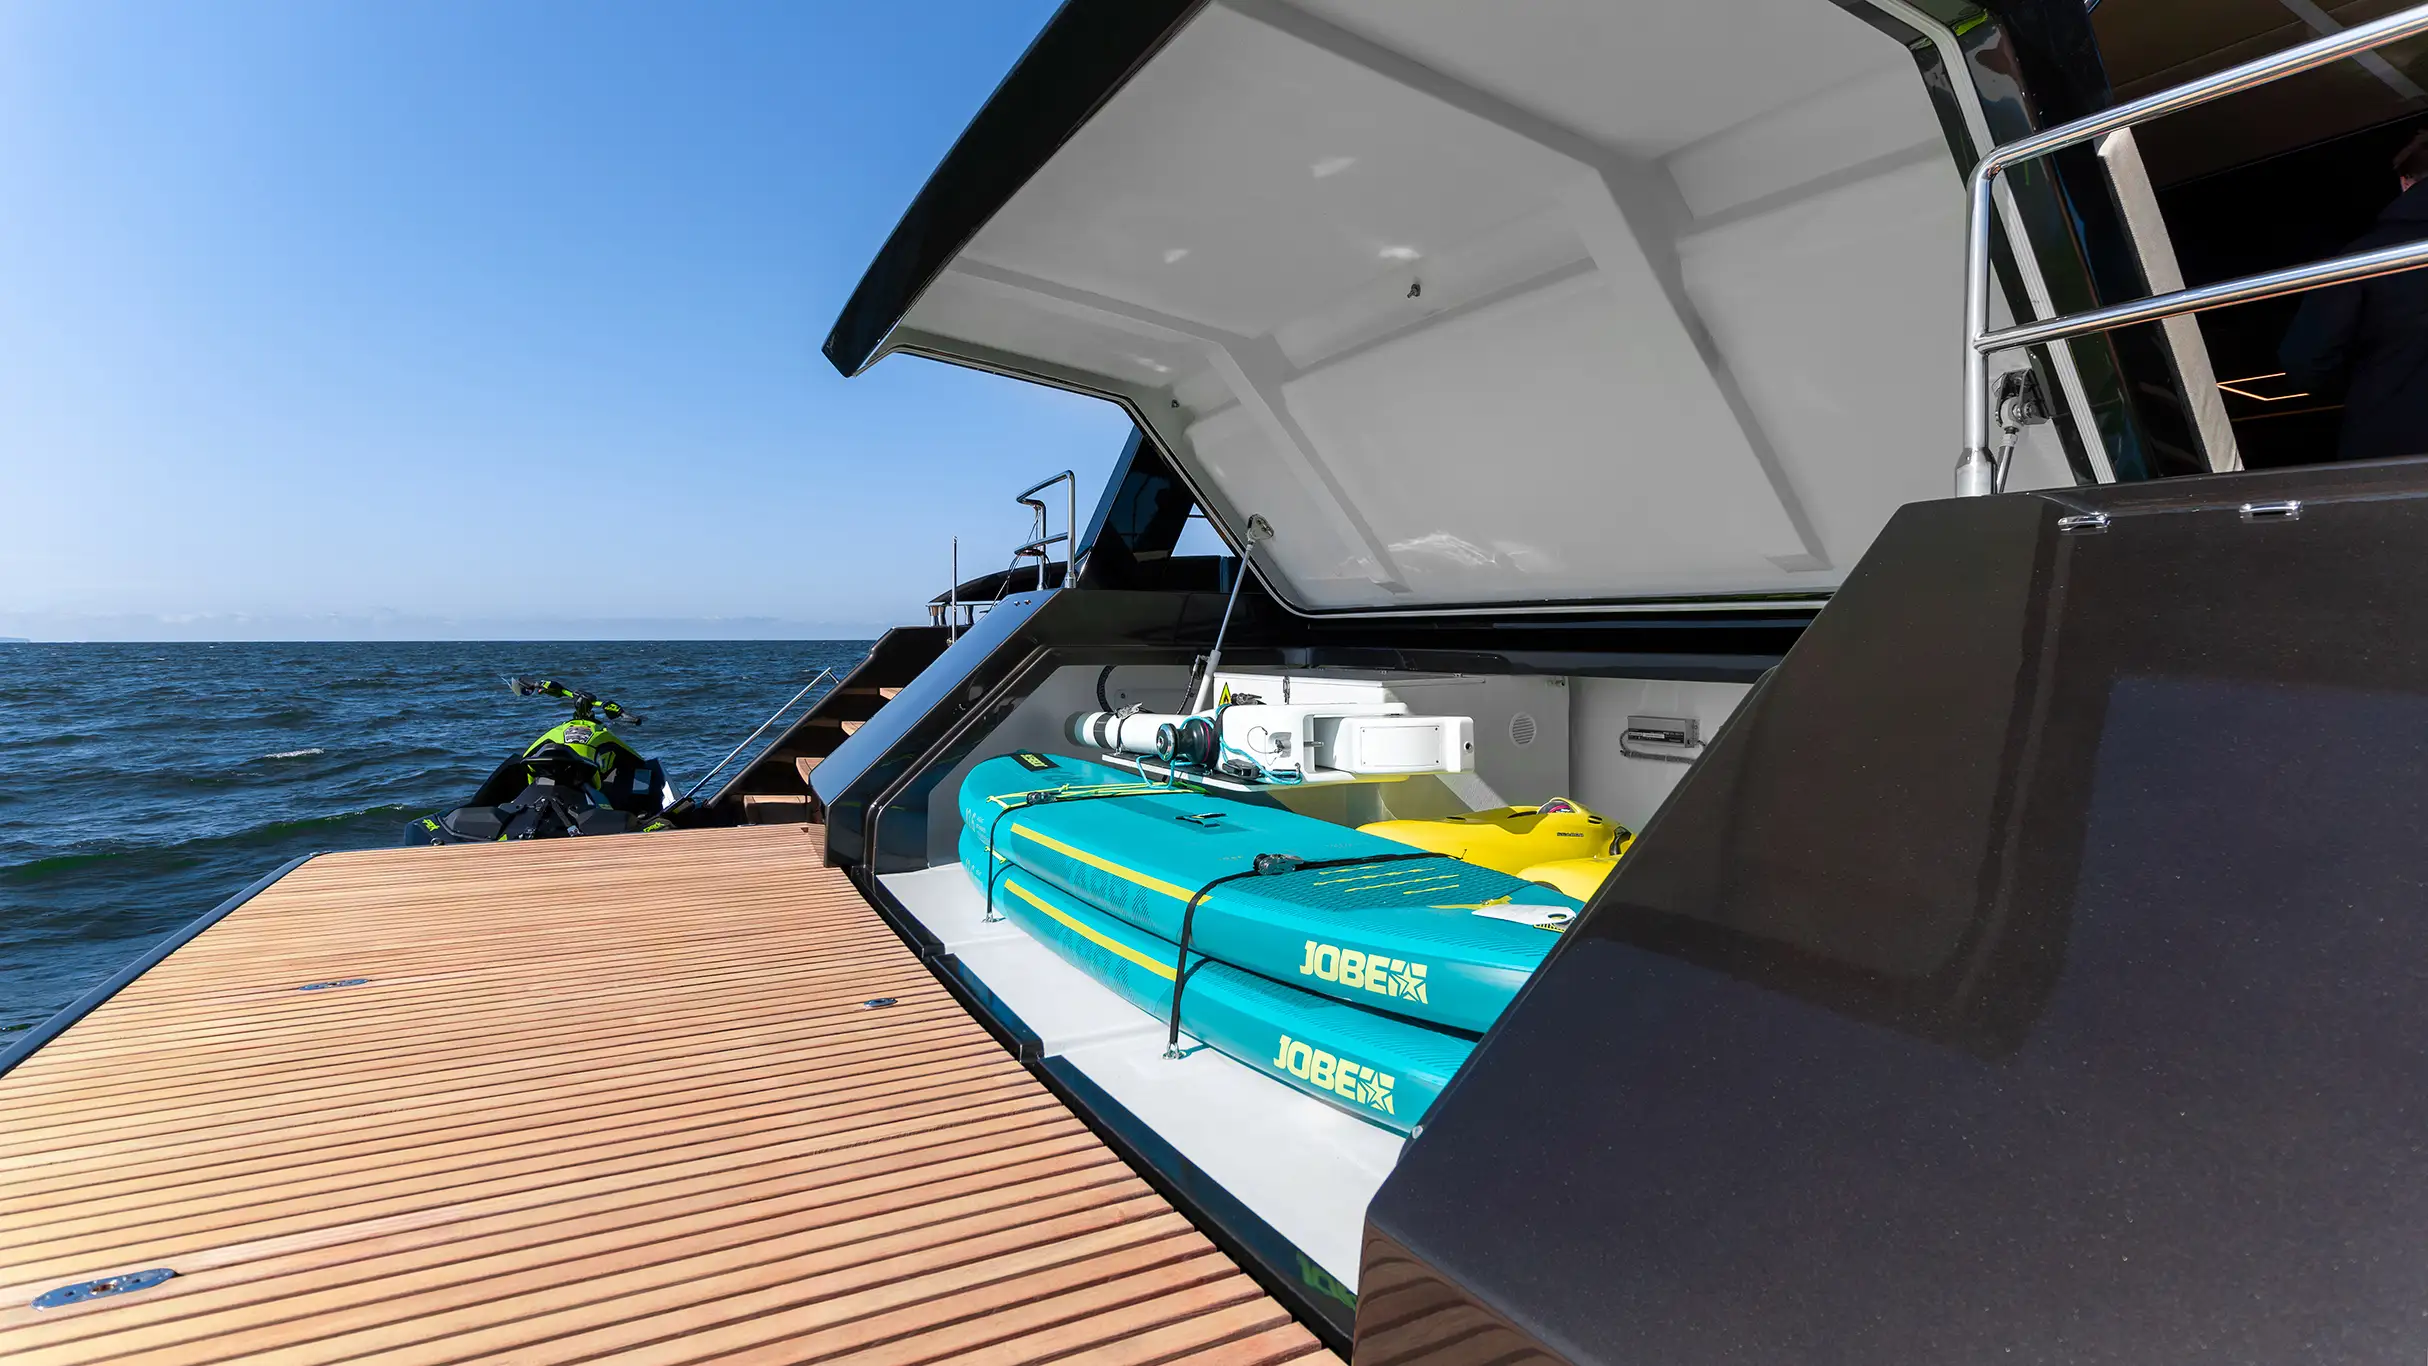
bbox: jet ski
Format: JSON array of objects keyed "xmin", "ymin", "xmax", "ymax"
[{"xmin": 407, "ymin": 677, "xmax": 674, "ymax": 844}]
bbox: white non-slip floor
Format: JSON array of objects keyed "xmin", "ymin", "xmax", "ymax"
[{"xmin": 879, "ymin": 863, "xmax": 1405, "ymax": 1286}]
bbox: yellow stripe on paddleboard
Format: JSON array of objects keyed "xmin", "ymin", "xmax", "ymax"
[
  {"xmin": 1309, "ymin": 870, "xmax": 1460, "ymax": 895},
  {"xmin": 1362, "ymin": 874, "xmax": 1461, "ymax": 893},
  {"xmin": 1001, "ymin": 877, "xmax": 1176, "ymax": 981},
  {"xmin": 1008, "ymin": 823, "xmax": 1195, "ymax": 902},
  {"xmin": 1311, "ymin": 867, "xmax": 1457, "ymax": 888}
]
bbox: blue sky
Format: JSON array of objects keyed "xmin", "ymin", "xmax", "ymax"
[{"xmin": 0, "ymin": 1, "xmax": 1139, "ymax": 640}]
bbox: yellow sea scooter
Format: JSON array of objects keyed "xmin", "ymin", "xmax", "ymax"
[{"xmin": 1360, "ymin": 799, "xmax": 1635, "ymax": 901}]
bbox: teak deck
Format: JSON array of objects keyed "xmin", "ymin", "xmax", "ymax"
[{"xmin": 0, "ymin": 826, "xmax": 1339, "ymax": 1365}]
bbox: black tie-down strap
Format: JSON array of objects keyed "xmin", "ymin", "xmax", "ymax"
[
  {"xmin": 1161, "ymin": 851, "xmax": 1449, "ymax": 1057},
  {"xmin": 982, "ymin": 784, "xmax": 1194, "ymax": 923}
]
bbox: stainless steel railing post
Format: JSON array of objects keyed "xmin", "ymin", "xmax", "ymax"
[
  {"xmin": 1958, "ymin": 168, "xmax": 2001, "ymax": 499},
  {"xmin": 1955, "ymin": 2, "xmax": 2428, "ymax": 495}
]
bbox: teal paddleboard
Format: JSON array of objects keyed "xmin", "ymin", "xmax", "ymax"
[
  {"xmin": 957, "ymin": 753, "xmax": 1577, "ymax": 1034},
  {"xmin": 959, "ymin": 828, "xmax": 1469, "ymax": 1133}
]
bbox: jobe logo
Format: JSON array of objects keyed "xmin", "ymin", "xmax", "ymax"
[
  {"xmin": 1271, "ymin": 1034, "xmax": 1396, "ymax": 1115},
  {"xmin": 1298, "ymin": 941, "xmax": 1428, "ymax": 1004},
  {"xmin": 1297, "ymin": 1252, "xmax": 1357, "ymax": 1309}
]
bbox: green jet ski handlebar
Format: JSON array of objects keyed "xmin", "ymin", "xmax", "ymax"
[{"xmin": 504, "ymin": 676, "xmax": 645, "ymax": 725}]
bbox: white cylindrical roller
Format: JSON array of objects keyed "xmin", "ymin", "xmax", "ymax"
[{"xmin": 1067, "ymin": 710, "xmax": 1195, "ymax": 756}]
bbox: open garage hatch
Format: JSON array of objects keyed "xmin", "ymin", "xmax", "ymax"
[{"xmin": 826, "ymin": 0, "xmax": 2099, "ymax": 616}]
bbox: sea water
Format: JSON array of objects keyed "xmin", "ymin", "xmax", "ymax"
[{"xmin": 0, "ymin": 640, "xmax": 871, "ymax": 1031}]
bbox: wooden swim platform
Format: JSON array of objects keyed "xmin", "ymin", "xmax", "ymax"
[{"xmin": 0, "ymin": 825, "xmax": 1340, "ymax": 1365}]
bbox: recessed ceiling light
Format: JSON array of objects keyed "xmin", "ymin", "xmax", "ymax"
[
  {"xmin": 1378, "ymin": 245, "xmax": 1421, "ymax": 262},
  {"xmin": 1162, "ymin": 248, "xmax": 1190, "ymax": 264},
  {"xmin": 1311, "ymin": 155, "xmax": 1356, "ymax": 178}
]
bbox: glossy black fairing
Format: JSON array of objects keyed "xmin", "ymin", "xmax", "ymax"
[
  {"xmin": 812, "ymin": 588, "xmax": 1252, "ymax": 871},
  {"xmin": 1363, "ymin": 459, "xmax": 2428, "ymax": 1365}
]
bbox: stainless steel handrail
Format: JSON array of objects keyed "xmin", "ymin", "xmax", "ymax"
[
  {"xmin": 1012, "ymin": 470, "xmax": 1077, "ymax": 590},
  {"xmin": 1982, "ymin": 236, "xmax": 2428, "ymax": 354},
  {"xmin": 1958, "ymin": 2, "xmax": 2428, "ymax": 496},
  {"xmin": 673, "ymin": 663, "xmax": 845, "ymax": 807},
  {"xmin": 1010, "ymin": 531, "xmax": 1071, "ymax": 592}
]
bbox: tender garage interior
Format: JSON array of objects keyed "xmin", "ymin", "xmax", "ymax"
[{"xmin": 874, "ymin": 655, "xmax": 1753, "ymax": 1292}]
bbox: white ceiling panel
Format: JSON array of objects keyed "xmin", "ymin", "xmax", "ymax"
[
  {"xmin": 960, "ymin": 5, "xmax": 1578, "ymax": 343},
  {"xmin": 1294, "ymin": 0, "xmax": 1918, "ymax": 158},
  {"xmin": 887, "ymin": 0, "xmax": 1972, "ymax": 612},
  {"xmin": 1280, "ymin": 270, "xmax": 1818, "ymax": 605}
]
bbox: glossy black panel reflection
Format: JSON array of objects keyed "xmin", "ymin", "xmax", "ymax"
[
  {"xmin": 813, "ymin": 593, "xmax": 1046, "ymax": 867},
  {"xmin": 1368, "ymin": 460, "xmax": 2428, "ymax": 1365},
  {"xmin": 1589, "ymin": 493, "xmax": 2064, "ymax": 1050},
  {"xmin": 1077, "ymin": 428, "xmax": 1197, "ymax": 584},
  {"xmin": 813, "ymin": 589, "xmax": 1236, "ymax": 870}
]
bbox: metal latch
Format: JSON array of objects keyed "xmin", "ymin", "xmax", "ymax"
[{"xmin": 34, "ymin": 1268, "xmax": 176, "ymax": 1309}]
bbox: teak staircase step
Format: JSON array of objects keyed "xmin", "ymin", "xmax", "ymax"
[
  {"xmin": 738, "ymin": 794, "xmax": 812, "ymax": 825},
  {"xmin": 0, "ymin": 827, "xmax": 1338, "ymax": 1365}
]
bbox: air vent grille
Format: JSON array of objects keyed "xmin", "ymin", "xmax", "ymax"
[{"xmin": 1509, "ymin": 713, "xmax": 1537, "ymax": 748}]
